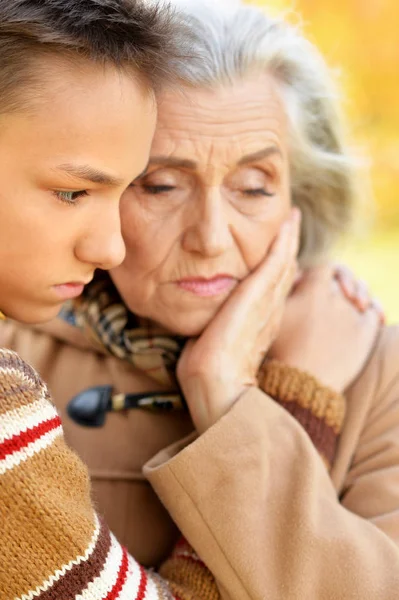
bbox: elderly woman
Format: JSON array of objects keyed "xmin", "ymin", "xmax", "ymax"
[
  {"xmin": 2, "ymin": 1, "xmax": 398, "ymax": 598},
  {"xmin": 0, "ymin": 1, "xmax": 218, "ymax": 598}
]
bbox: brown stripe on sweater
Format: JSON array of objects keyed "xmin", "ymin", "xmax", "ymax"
[
  {"xmin": 278, "ymin": 400, "xmax": 338, "ymax": 467},
  {"xmin": 0, "ymin": 350, "xmax": 41, "ymax": 383},
  {"xmin": 35, "ymin": 517, "xmax": 111, "ymax": 600},
  {"xmin": 0, "ymin": 350, "xmax": 47, "ymax": 414}
]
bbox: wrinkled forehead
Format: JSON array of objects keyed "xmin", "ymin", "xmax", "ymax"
[{"xmin": 153, "ymin": 73, "xmax": 289, "ymax": 165}]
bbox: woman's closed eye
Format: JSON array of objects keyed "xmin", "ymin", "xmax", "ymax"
[
  {"xmin": 53, "ymin": 190, "xmax": 88, "ymax": 205},
  {"xmin": 228, "ymin": 166, "xmax": 279, "ymax": 201},
  {"xmin": 141, "ymin": 184, "xmax": 176, "ymax": 195},
  {"xmin": 242, "ymin": 187, "xmax": 275, "ymax": 198},
  {"xmin": 131, "ymin": 167, "xmax": 184, "ymax": 197}
]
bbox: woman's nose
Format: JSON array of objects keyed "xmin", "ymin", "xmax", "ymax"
[
  {"xmin": 182, "ymin": 187, "xmax": 233, "ymax": 257},
  {"xmin": 75, "ymin": 206, "xmax": 126, "ymax": 270}
]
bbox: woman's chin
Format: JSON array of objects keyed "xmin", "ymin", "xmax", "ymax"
[
  {"xmin": 172, "ymin": 321, "xmax": 210, "ymax": 338},
  {"xmin": 153, "ymin": 308, "xmax": 218, "ymax": 338}
]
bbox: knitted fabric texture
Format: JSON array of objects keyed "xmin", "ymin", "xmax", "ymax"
[
  {"xmin": 0, "ymin": 349, "xmax": 218, "ymax": 600},
  {"xmin": 259, "ymin": 360, "xmax": 346, "ymax": 469},
  {"xmin": 160, "ymin": 539, "xmax": 220, "ymax": 600}
]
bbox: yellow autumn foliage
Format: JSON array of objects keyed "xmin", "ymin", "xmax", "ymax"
[{"xmin": 251, "ymin": 0, "xmax": 399, "ymax": 321}]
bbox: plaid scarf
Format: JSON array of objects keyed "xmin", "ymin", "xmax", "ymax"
[
  {"xmin": 60, "ymin": 273, "xmax": 346, "ymax": 470},
  {"xmin": 60, "ymin": 273, "xmax": 185, "ymax": 388}
]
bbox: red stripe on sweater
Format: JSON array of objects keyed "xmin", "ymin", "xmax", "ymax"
[
  {"xmin": 0, "ymin": 416, "xmax": 61, "ymax": 460},
  {"xmin": 136, "ymin": 564, "xmax": 148, "ymax": 600},
  {"xmin": 105, "ymin": 546, "xmax": 129, "ymax": 600}
]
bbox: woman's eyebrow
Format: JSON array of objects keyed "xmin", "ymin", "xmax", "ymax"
[
  {"xmin": 237, "ymin": 146, "xmax": 282, "ymax": 165},
  {"xmin": 146, "ymin": 147, "xmax": 282, "ymax": 171},
  {"xmin": 148, "ymin": 156, "xmax": 197, "ymax": 169}
]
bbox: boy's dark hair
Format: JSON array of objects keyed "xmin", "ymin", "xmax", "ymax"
[{"xmin": 0, "ymin": 0, "xmax": 192, "ymax": 113}]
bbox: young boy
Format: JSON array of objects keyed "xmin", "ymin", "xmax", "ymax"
[{"xmin": 0, "ymin": 2, "xmax": 214, "ymax": 598}]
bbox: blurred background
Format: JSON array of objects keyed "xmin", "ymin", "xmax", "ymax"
[{"xmin": 252, "ymin": 0, "xmax": 399, "ymax": 322}]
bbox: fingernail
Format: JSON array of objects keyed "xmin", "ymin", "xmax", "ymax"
[
  {"xmin": 293, "ymin": 271, "xmax": 303, "ymax": 286},
  {"xmin": 291, "ymin": 208, "xmax": 300, "ymax": 222},
  {"xmin": 283, "ymin": 218, "xmax": 293, "ymax": 231},
  {"xmin": 373, "ymin": 299, "xmax": 386, "ymax": 325}
]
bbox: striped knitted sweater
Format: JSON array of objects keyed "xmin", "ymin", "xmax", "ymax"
[
  {"xmin": 0, "ymin": 349, "xmax": 217, "ymax": 600},
  {"xmin": 0, "ymin": 348, "xmax": 345, "ymax": 599}
]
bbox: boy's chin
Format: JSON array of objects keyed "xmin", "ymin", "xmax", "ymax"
[{"xmin": 3, "ymin": 302, "xmax": 62, "ymax": 325}]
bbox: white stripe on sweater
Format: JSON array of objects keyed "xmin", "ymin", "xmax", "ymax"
[
  {"xmin": 143, "ymin": 574, "xmax": 162, "ymax": 600},
  {"xmin": 75, "ymin": 533, "xmax": 125, "ymax": 600},
  {"xmin": 118, "ymin": 555, "xmax": 147, "ymax": 600},
  {"xmin": 0, "ymin": 393, "xmax": 56, "ymax": 443},
  {"xmin": 0, "ymin": 426, "xmax": 62, "ymax": 475},
  {"xmin": 17, "ymin": 513, "xmax": 101, "ymax": 600}
]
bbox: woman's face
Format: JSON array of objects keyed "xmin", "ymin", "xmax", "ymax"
[
  {"xmin": 112, "ymin": 73, "xmax": 291, "ymax": 336},
  {"xmin": 0, "ymin": 59, "xmax": 156, "ymax": 323}
]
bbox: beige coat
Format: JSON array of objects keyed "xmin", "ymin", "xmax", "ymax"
[{"xmin": 2, "ymin": 317, "xmax": 399, "ymax": 599}]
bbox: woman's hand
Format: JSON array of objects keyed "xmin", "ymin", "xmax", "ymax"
[
  {"xmin": 333, "ymin": 264, "xmax": 385, "ymax": 323},
  {"xmin": 268, "ymin": 265, "xmax": 382, "ymax": 392},
  {"xmin": 177, "ymin": 209, "xmax": 301, "ymax": 434}
]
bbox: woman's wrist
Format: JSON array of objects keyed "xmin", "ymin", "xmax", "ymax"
[
  {"xmin": 179, "ymin": 371, "xmax": 251, "ymax": 433},
  {"xmin": 259, "ymin": 359, "xmax": 346, "ymax": 468}
]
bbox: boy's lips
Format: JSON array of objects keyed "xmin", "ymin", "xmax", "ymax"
[{"xmin": 52, "ymin": 282, "xmax": 88, "ymax": 300}]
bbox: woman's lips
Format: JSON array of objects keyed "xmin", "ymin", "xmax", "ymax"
[{"xmin": 176, "ymin": 276, "xmax": 236, "ymax": 297}]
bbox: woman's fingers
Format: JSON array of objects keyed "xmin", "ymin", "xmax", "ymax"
[
  {"xmin": 212, "ymin": 209, "xmax": 300, "ymax": 328},
  {"xmin": 371, "ymin": 298, "xmax": 386, "ymax": 325},
  {"xmin": 210, "ymin": 208, "xmax": 301, "ymax": 377},
  {"xmin": 355, "ymin": 280, "xmax": 374, "ymax": 311},
  {"xmin": 245, "ymin": 208, "xmax": 301, "ymax": 298},
  {"xmin": 270, "ymin": 264, "xmax": 383, "ymax": 392},
  {"xmin": 334, "ymin": 264, "xmax": 360, "ymax": 304},
  {"xmin": 334, "ymin": 264, "xmax": 368, "ymax": 310},
  {"xmin": 334, "ymin": 264, "xmax": 386, "ymax": 322}
]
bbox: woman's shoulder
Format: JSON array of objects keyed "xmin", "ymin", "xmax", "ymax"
[
  {"xmin": 343, "ymin": 324, "xmax": 399, "ymax": 423},
  {"xmin": 378, "ymin": 323, "xmax": 399, "ymax": 348},
  {"xmin": 372, "ymin": 324, "xmax": 399, "ymax": 399},
  {"xmin": 350, "ymin": 324, "xmax": 399, "ymax": 412}
]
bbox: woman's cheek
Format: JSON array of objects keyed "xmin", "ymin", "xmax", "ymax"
[
  {"xmin": 120, "ymin": 211, "xmax": 155, "ymax": 263},
  {"xmin": 240, "ymin": 213, "xmax": 286, "ymax": 271}
]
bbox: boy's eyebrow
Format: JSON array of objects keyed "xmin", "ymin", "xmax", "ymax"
[{"xmin": 54, "ymin": 163, "xmax": 124, "ymax": 186}]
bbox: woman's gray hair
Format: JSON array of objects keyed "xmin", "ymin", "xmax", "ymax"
[{"xmin": 171, "ymin": 0, "xmax": 357, "ymax": 265}]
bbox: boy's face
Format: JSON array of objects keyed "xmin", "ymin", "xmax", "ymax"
[{"xmin": 0, "ymin": 58, "xmax": 156, "ymax": 323}]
